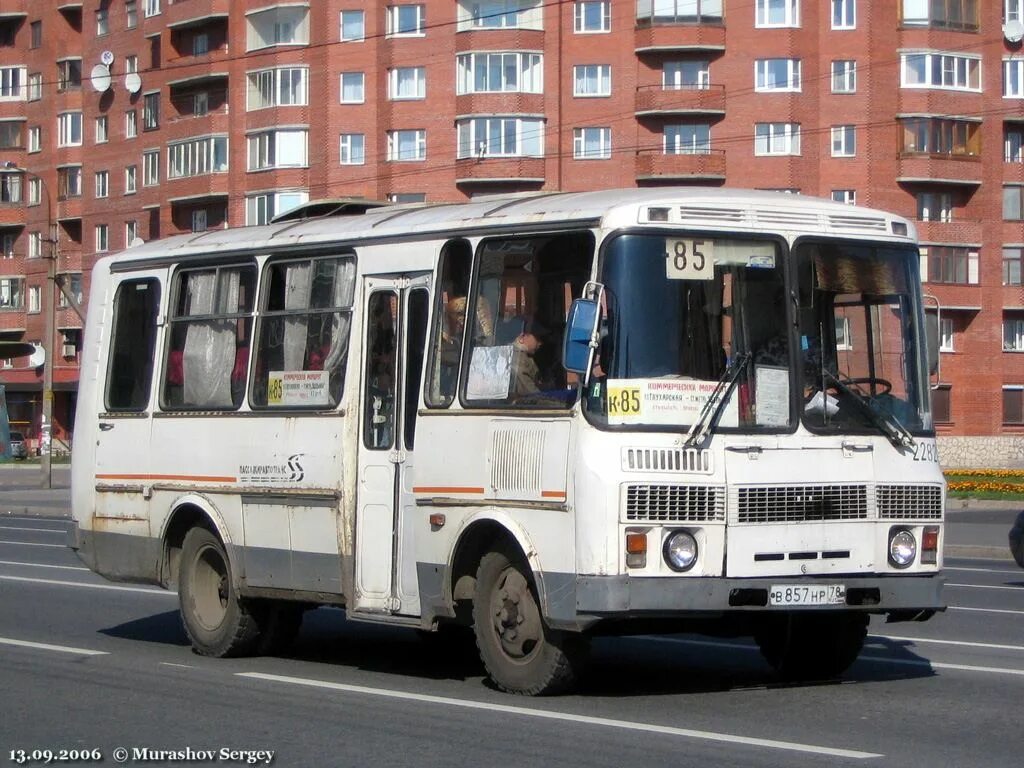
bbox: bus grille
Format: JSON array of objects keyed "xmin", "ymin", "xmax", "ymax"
[
  {"xmin": 733, "ymin": 484, "xmax": 868, "ymax": 524},
  {"xmin": 624, "ymin": 484, "xmax": 725, "ymax": 523},
  {"xmin": 622, "ymin": 447, "xmax": 712, "ymax": 473},
  {"xmin": 877, "ymin": 484, "xmax": 944, "ymax": 520}
]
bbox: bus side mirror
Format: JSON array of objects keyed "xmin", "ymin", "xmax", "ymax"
[
  {"xmin": 563, "ymin": 298, "xmax": 599, "ymax": 380},
  {"xmin": 924, "ymin": 311, "xmax": 939, "ymax": 377}
]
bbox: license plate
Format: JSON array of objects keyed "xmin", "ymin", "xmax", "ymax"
[{"xmin": 769, "ymin": 584, "xmax": 846, "ymax": 607}]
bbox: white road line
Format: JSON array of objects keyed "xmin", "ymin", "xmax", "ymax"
[
  {"xmin": 0, "ymin": 636, "xmax": 108, "ymax": 656},
  {"xmin": 873, "ymin": 635, "xmax": 1024, "ymax": 653},
  {"xmin": 861, "ymin": 655, "xmax": 1024, "ymax": 677},
  {"xmin": 236, "ymin": 672, "xmax": 882, "ymax": 760},
  {"xmin": 947, "ymin": 583, "xmax": 1023, "ymax": 591},
  {"xmin": 0, "ymin": 560, "xmax": 88, "ymax": 571},
  {"xmin": 949, "ymin": 605, "xmax": 1024, "ymax": 616},
  {"xmin": 0, "ymin": 540, "xmax": 65, "ymax": 548},
  {"xmin": 946, "ymin": 566, "xmax": 1021, "ymax": 575},
  {"xmin": 0, "ymin": 574, "xmax": 173, "ymax": 596},
  {"xmin": 0, "ymin": 526, "xmax": 65, "ymax": 533}
]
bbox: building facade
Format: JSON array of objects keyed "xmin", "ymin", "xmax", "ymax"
[{"xmin": 0, "ymin": 0, "xmax": 1021, "ymax": 463}]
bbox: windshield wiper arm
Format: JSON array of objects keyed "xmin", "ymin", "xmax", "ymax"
[
  {"xmin": 684, "ymin": 352, "xmax": 751, "ymax": 448},
  {"xmin": 822, "ymin": 371, "xmax": 916, "ymax": 450}
]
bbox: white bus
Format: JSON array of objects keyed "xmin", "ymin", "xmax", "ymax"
[{"xmin": 70, "ymin": 189, "xmax": 944, "ymax": 695}]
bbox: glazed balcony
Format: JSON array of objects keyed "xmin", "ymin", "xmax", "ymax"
[
  {"xmin": 634, "ymin": 14, "xmax": 725, "ymax": 54},
  {"xmin": 896, "ymin": 153, "xmax": 982, "ymax": 187},
  {"xmin": 455, "ymin": 92, "xmax": 544, "ymax": 117},
  {"xmin": 454, "ymin": 156, "xmax": 545, "ymax": 185},
  {"xmin": 635, "ymin": 84, "xmax": 725, "ymax": 116},
  {"xmin": 635, "ymin": 148, "xmax": 726, "ymax": 182}
]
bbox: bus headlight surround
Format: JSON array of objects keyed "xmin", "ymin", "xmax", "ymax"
[
  {"xmin": 663, "ymin": 530, "xmax": 698, "ymax": 572},
  {"xmin": 889, "ymin": 528, "xmax": 917, "ymax": 569}
]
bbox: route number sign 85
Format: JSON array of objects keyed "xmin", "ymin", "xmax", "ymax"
[{"xmin": 665, "ymin": 239, "xmax": 715, "ymax": 281}]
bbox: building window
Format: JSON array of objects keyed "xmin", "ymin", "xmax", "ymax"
[
  {"xmin": 57, "ymin": 112, "xmax": 82, "ymax": 148},
  {"xmin": 461, "ymin": 0, "xmax": 543, "ymax": 30},
  {"xmin": 0, "ymin": 172, "xmax": 21, "ymax": 204},
  {"xmin": 95, "ymin": 115, "xmax": 108, "ymax": 143},
  {"xmin": 939, "ymin": 317, "xmax": 954, "ymax": 352},
  {"xmin": 95, "ymin": 224, "xmax": 109, "ymax": 253},
  {"xmin": 932, "ymin": 385, "xmax": 951, "ymax": 423},
  {"xmin": 575, "ymin": 1, "xmax": 610, "ymax": 32},
  {"xmin": 902, "ymin": 0, "xmax": 978, "ymax": 30},
  {"xmin": 28, "ymin": 285, "xmax": 41, "ymax": 313},
  {"xmin": 192, "ymin": 32, "xmax": 209, "ymax": 56},
  {"xmin": 0, "ymin": 121, "xmax": 23, "ymax": 149},
  {"xmin": 125, "ymin": 110, "xmax": 137, "ymax": 139},
  {"xmin": 246, "ymin": 6, "xmax": 309, "ymax": 51},
  {"xmin": 900, "ymin": 52, "xmax": 981, "ymax": 91},
  {"xmin": 1005, "ymin": 322, "xmax": 1024, "ymax": 353},
  {"xmin": 125, "ymin": 222, "xmax": 138, "ymax": 248},
  {"xmin": 831, "ymin": 125, "xmax": 856, "ymax": 157},
  {"xmin": 27, "ymin": 125, "xmax": 40, "ymax": 153},
  {"xmin": 1005, "ymin": 185, "xmax": 1024, "ymax": 220},
  {"xmin": 1, "ymin": 233, "xmax": 14, "ymax": 259},
  {"xmin": 0, "ymin": 278, "xmax": 24, "ymax": 309},
  {"xmin": 167, "ymin": 135, "xmax": 229, "ymax": 179},
  {"xmin": 27, "ymin": 72, "xmax": 41, "ymax": 101},
  {"xmin": 95, "ymin": 170, "xmax": 109, "ymax": 198},
  {"xmin": 143, "ymin": 149, "xmax": 160, "ymax": 186},
  {"xmin": 1006, "ymin": 386, "xmax": 1024, "ymax": 423},
  {"xmin": 1005, "ymin": 59, "xmax": 1024, "ymax": 98},
  {"xmin": 388, "ymin": 193, "xmax": 426, "ymax": 203},
  {"xmin": 143, "ymin": 92, "xmax": 160, "ymax": 131},
  {"xmin": 245, "ymin": 190, "xmax": 308, "ymax": 226},
  {"xmin": 900, "ymin": 118, "xmax": 980, "ymax": 157},
  {"xmin": 922, "ymin": 245, "xmax": 975, "ymax": 284},
  {"xmin": 194, "ymin": 91, "xmax": 209, "ymax": 116},
  {"xmin": 125, "ymin": 56, "xmax": 138, "ymax": 74},
  {"xmin": 457, "ymin": 52, "xmax": 543, "ymax": 94},
  {"xmin": 28, "ymin": 178, "xmax": 41, "ymax": 206},
  {"xmin": 755, "ymin": 123, "xmax": 800, "ymax": 155},
  {"xmin": 125, "ymin": 166, "xmax": 137, "ymax": 194},
  {"xmin": 97, "ymin": 9, "xmax": 109, "ymax": 35},
  {"xmin": 636, "ymin": 0, "xmax": 722, "ymax": 24},
  {"xmin": 1009, "ymin": 0, "xmax": 1023, "ymax": 23},
  {"xmin": 387, "ymin": 5, "xmax": 426, "ymax": 36},
  {"xmin": 30, "ymin": 21, "xmax": 41, "ymax": 49},
  {"xmin": 663, "ymin": 61, "xmax": 710, "ymax": 89},
  {"xmin": 126, "ymin": 1, "xmax": 138, "ymax": 29},
  {"xmin": 1007, "ymin": 125, "xmax": 1024, "ymax": 161},
  {"xmin": 56, "ymin": 59, "xmax": 81, "ymax": 92},
  {"xmin": 457, "ymin": 119, "xmax": 542, "ymax": 158},
  {"xmin": 756, "ymin": 0, "xmax": 799, "ymax": 27},
  {"xmin": 57, "ymin": 167, "xmax": 82, "ymax": 199},
  {"xmin": 831, "ymin": 60, "xmax": 856, "ymax": 92},
  {"xmin": 246, "ymin": 67, "xmax": 308, "ymax": 110},
  {"xmin": 1004, "ymin": 247, "xmax": 1024, "ymax": 285},
  {"xmin": 192, "ymin": 209, "xmax": 207, "ymax": 233},
  {"xmin": 573, "ymin": 64, "xmax": 611, "ymax": 97},
  {"xmin": 832, "ymin": 0, "xmax": 855, "ymax": 28},
  {"xmin": 917, "ymin": 191, "xmax": 953, "ymax": 222},
  {"xmin": 573, "ymin": 127, "xmax": 611, "ymax": 159},
  {"xmin": 0, "ymin": 67, "xmax": 25, "ymax": 101},
  {"xmin": 340, "ymin": 72, "xmax": 365, "ymax": 103},
  {"xmin": 665, "ymin": 124, "xmax": 711, "ymax": 154},
  {"xmin": 755, "ymin": 59, "xmax": 801, "ymax": 92},
  {"xmin": 145, "ymin": 0, "xmax": 161, "ymax": 18},
  {"xmin": 28, "ymin": 231, "xmax": 43, "ymax": 258},
  {"xmin": 832, "ymin": 190, "xmax": 856, "ymax": 205},
  {"xmin": 389, "ymin": 67, "xmax": 426, "ymax": 100},
  {"xmin": 340, "ymin": 133, "xmax": 366, "ymax": 165},
  {"xmin": 340, "ymin": 10, "xmax": 365, "ymax": 41},
  {"xmin": 247, "ymin": 129, "xmax": 308, "ymax": 170}
]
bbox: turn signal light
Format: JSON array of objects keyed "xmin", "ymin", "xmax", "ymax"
[
  {"xmin": 625, "ymin": 530, "xmax": 648, "ymax": 569},
  {"xmin": 921, "ymin": 526, "xmax": 939, "ymax": 565}
]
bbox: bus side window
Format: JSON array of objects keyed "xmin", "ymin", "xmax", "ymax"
[
  {"xmin": 425, "ymin": 239, "xmax": 472, "ymax": 407},
  {"xmin": 364, "ymin": 291, "xmax": 398, "ymax": 449},
  {"xmin": 404, "ymin": 288, "xmax": 430, "ymax": 448},
  {"xmin": 105, "ymin": 278, "xmax": 161, "ymax": 412}
]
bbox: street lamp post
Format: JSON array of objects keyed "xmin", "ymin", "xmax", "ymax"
[{"xmin": 5, "ymin": 162, "xmax": 56, "ymax": 489}]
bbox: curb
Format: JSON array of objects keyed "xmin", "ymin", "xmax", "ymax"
[{"xmin": 944, "ymin": 544, "xmax": 1013, "ymax": 561}]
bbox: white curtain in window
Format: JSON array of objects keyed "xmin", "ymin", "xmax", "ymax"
[
  {"xmin": 283, "ymin": 262, "xmax": 312, "ymax": 371},
  {"xmin": 323, "ymin": 260, "xmax": 356, "ymax": 374},
  {"xmin": 183, "ymin": 270, "xmax": 237, "ymax": 407}
]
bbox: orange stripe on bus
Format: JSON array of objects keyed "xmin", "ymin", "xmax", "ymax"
[
  {"xmin": 412, "ymin": 486, "xmax": 486, "ymax": 495},
  {"xmin": 96, "ymin": 473, "xmax": 238, "ymax": 483},
  {"xmin": 541, "ymin": 490, "xmax": 567, "ymax": 499}
]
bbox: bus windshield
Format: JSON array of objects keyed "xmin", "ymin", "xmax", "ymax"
[
  {"xmin": 796, "ymin": 241, "xmax": 931, "ymax": 437},
  {"xmin": 587, "ymin": 233, "xmax": 789, "ymax": 430}
]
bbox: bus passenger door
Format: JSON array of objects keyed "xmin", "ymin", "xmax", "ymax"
[{"xmin": 355, "ymin": 275, "xmax": 430, "ymax": 615}]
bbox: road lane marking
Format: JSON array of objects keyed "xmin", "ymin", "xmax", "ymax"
[
  {"xmin": 0, "ymin": 540, "xmax": 66, "ymax": 548},
  {"xmin": 947, "ymin": 583, "xmax": 1023, "ymax": 591},
  {"xmin": 0, "ymin": 574, "xmax": 173, "ymax": 596},
  {"xmin": 862, "ymin": 656, "xmax": 1024, "ymax": 677},
  {"xmin": 236, "ymin": 672, "xmax": 882, "ymax": 759},
  {"xmin": 0, "ymin": 526, "xmax": 65, "ymax": 533},
  {"xmin": 874, "ymin": 635, "xmax": 1024, "ymax": 653},
  {"xmin": 0, "ymin": 560, "xmax": 88, "ymax": 571},
  {"xmin": 949, "ymin": 605, "xmax": 1024, "ymax": 616},
  {"xmin": 0, "ymin": 637, "xmax": 108, "ymax": 656},
  {"xmin": 946, "ymin": 566, "xmax": 1021, "ymax": 575}
]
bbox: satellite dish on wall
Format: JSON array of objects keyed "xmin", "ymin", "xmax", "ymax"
[
  {"xmin": 89, "ymin": 64, "xmax": 111, "ymax": 93},
  {"xmin": 128, "ymin": 237, "xmax": 145, "ymax": 248},
  {"xmin": 124, "ymin": 72, "xmax": 142, "ymax": 94},
  {"xmin": 27, "ymin": 344, "xmax": 45, "ymax": 368},
  {"xmin": 1005, "ymin": 20, "xmax": 1024, "ymax": 43},
  {"xmin": 100, "ymin": 50, "xmax": 115, "ymax": 66}
]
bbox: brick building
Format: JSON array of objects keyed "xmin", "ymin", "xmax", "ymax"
[{"xmin": 0, "ymin": 0, "xmax": 1021, "ymax": 462}]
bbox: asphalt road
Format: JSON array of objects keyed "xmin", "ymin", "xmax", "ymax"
[{"xmin": 0, "ymin": 470, "xmax": 1021, "ymax": 767}]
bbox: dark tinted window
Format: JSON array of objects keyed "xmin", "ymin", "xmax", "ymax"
[{"xmin": 105, "ymin": 278, "xmax": 160, "ymax": 411}]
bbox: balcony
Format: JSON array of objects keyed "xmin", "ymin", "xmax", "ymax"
[
  {"xmin": 896, "ymin": 153, "xmax": 982, "ymax": 187},
  {"xmin": 915, "ymin": 219, "xmax": 983, "ymax": 245},
  {"xmin": 635, "ymin": 84, "xmax": 725, "ymax": 116},
  {"xmin": 635, "ymin": 149, "xmax": 725, "ymax": 182},
  {"xmin": 454, "ymin": 28, "xmax": 544, "ymax": 54},
  {"xmin": 454, "ymin": 156, "xmax": 545, "ymax": 185},
  {"xmin": 165, "ymin": 0, "xmax": 230, "ymax": 30},
  {"xmin": 455, "ymin": 92, "xmax": 544, "ymax": 117},
  {"xmin": 634, "ymin": 23, "xmax": 725, "ymax": 54}
]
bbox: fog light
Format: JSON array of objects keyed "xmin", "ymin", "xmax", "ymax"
[
  {"xmin": 889, "ymin": 528, "xmax": 917, "ymax": 568},
  {"xmin": 663, "ymin": 530, "xmax": 698, "ymax": 572}
]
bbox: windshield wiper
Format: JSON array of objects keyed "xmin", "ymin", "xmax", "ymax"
[
  {"xmin": 822, "ymin": 371, "xmax": 916, "ymax": 450},
  {"xmin": 684, "ymin": 352, "xmax": 751, "ymax": 448}
]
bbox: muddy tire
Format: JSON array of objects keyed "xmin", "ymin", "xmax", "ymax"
[
  {"xmin": 755, "ymin": 611, "xmax": 869, "ymax": 681},
  {"xmin": 472, "ymin": 548, "xmax": 586, "ymax": 695},
  {"xmin": 178, "ymin": 527, "xmax": 260, "ymax": 657}
]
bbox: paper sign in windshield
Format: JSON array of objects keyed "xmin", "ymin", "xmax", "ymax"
[
  {"xmin": 268, "ymin": 370, "xmax": 330, "ymax": 407},
  {"xmin": 606, "ymin": 379, "xmax": 739, "ymax": 426}
]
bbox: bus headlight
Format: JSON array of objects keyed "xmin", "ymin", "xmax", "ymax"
[
  {"xmin": 663, "ymin": 530, "xmax": 698, "ymax": 572},
  {"xmin": 889, "ymin": 528, "xmax": 917, "ymax": 569}
]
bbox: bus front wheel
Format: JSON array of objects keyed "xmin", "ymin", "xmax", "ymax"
[
  {"xmin": 179, "ymin": 526, "xmax": 260, "ymax": 657},
  {"xmin": 472, "ymin": 547, "xmax": 586, "ymax": 695},
  {"xmin": 755, "ymin": 611, "xmax": 868, "ymax": 681}
]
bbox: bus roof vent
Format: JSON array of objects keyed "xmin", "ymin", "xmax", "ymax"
[
  {"xmin": 827, "ymin": 214, "xmax": 889, "ymax": 233},
  {"xmin": 678, "ymin": 206, "xmax": 744, "ymax": 223},
  {"xmin": 623, "ymin": 447, "xmax": 713, "ymax": 474},
  {"xmin": 752, "ymin": 210, "xmax": 820, "ymax": 228}
]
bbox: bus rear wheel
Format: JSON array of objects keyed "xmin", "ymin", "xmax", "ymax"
[
  {"xmin": 179, "ymin": 526, "xmax": 260, "ymax": 657},
  {"xmin": 472, "ymin": 548, "xmax": 585, "ymax": 695},
  {"xmin": 755, "ymin": 611, "xmax": 868, "ymax": 681}
]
